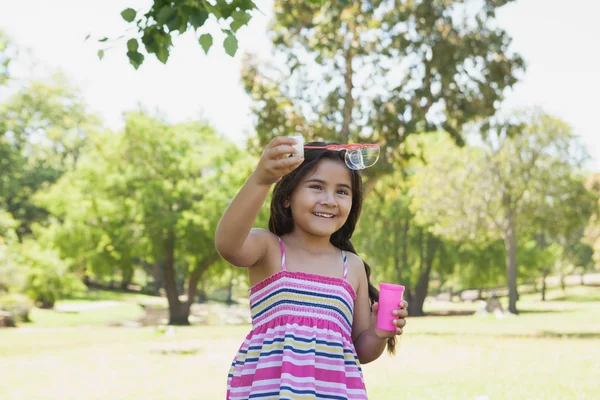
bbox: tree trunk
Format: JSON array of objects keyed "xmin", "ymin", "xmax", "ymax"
[
  {"xmin": 406, "ymin": 228, "xmax": 423, "ymax": 315},
  {"xmin": 163, "ymin": 230, "xmax": 188, "ymax": 325},
  {"xmin": 393, "ymin": 212, "xmax": 403, "ymax": 283},
  {"xmin": 340, "ymin": 24, "xmax": 355, "ymax": 144},
  {"xmin": 226, "ymin": 275, "xmax": 235, "ymax": 305},
  {"xmin": 120, "ymin": 267, "xmax": 134, "ymax": 290},
  {"xmin": 503, "ymin": 206, "xmax": 519, "ymax": 314},
  {"xmin": 401, "ymin": 217, "xmax": 410, "ymax": 277},
  {"xmin": 560, "ymin": 268, "xmax": 566, "ymax": 292},
  {"xmin": 541, "ymin": 269, "xmax": 549, "ymax": 301},
  {"xmin": 410, "ymin": 234, "xmax": 439, "ymax": 316}
]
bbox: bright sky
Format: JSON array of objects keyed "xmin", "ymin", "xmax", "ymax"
[{"xmin": 1, "ymin": 0, "xmax": 599, "ymax": 171}]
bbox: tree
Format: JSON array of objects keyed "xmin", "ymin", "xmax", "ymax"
[
  {"xmin": 242, "ymin": 0, "xmax": 524, "ymax": 167},
  {"xmin": 35, "ymin": 130, "xmax": 145, "ymax": 288},
  {"xmin": 410, "ymin": 110, "xmax": 588, "ymax": 314},
  {"xmin": 0, "ymin": 210, "xmax": 21, "ymax": 294},
  {"xmin": 583, "ymin": 174, "xmax": 600, "ymax": 274},
  {"xmin": 354, "ymin": 139, "xmax": 446, "ymax": 316},
  {"xmin": 0, "ymin": 30, "xmax": 16, "ymax": 85},
  {"xmin": 528, "ymin": 167, "xmax": 596, "ymax": 292},
  {"xmin": 355, "ymin": 132, "xmax": 512, "ymax": 315},
  {"xmin": 119, "ymin": 113, "xmax": 258, "ymax": 323},
  {"xmin": 517, "ymin": 238, "xmax": 561, "ymax": 301},
  {"xmin": 0, "ymin": 73, "xmax": 100, "ymax": 239},
  {"xmin": 40, "ymin": 111, "xmax": 257, "ymax": 324}
]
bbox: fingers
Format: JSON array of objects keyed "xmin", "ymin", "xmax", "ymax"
[
  {"xmin": 267, "ymin": 136, "xmax": 300, "ymax": 150},
  {"xmin": 393, "ymin": 317, "xmax": 407, "ymax": 328},
  {"xmin": 393, "ymin": 300, "xmax": 407, "ymax": 335},
  {"xmin": 271, "ymin": 153, "xmax": 304, "ymax": 171},
  {"xmin": 393, "ymin": 308, "xmax": 408, "ymax": 319},
  {"xmin": 269, "ymin": 144, "xmax": 299, "ymax": 160}
]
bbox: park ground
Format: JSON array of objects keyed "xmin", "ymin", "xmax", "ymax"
[{"xmin": 0, "ymin": 284, "xmax": 599, "ymax": 400}]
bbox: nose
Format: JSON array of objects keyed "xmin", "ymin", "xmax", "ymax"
[{"xmin": 319, "ymin": 190, "xmax": 338, "ymax": 207}]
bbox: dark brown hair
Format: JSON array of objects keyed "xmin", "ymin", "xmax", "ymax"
[{"xmin": 268, "ymin": 142, "xmax": 396, "ymax": 354}]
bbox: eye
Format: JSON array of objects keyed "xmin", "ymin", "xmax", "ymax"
[
  {"xmin": 337, "ymin": 189, "xmax": 350, "ymax": 195},
  {"xmin": 309, "ymin": 184, "xmax": 322, "ymax": 190}
]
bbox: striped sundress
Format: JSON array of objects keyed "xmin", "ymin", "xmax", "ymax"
[{"xmin": 226, "ymin": 237, "xmax": 368, "ymax": 399}]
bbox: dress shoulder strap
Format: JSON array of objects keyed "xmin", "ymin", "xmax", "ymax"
[
  {"xmin": 341, "ymin": 250, "xmax": 348, "ymax": 279},
  {"xmin": 277, "ymin": 236, "xmax": 287, "ymax": 271}
]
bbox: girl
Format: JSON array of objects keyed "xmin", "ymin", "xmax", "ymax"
[{"xmin": 215, "ymin": 136, "xmax": 408, "ymax": 399}]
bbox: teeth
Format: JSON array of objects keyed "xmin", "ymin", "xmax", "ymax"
[{"xmin": 314, "ymin": 213, "xmax": 333, "ymax": 218}]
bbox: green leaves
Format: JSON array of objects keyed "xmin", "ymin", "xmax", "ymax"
[
  {"xmin": 156, "ymin": 5, "xmax": 176, "ymax": 25},
  {"xmin": 230, "ymin": 10, "xmax": 252, "ymax": 32},
  {"xmin": 108, "ymin": 0, "xmax": 261, "ymax": 68},
  {"xmin": 199, "ymin": 34, "xmax": 213, "ymax": 54},
  {"xmin": 127, "ymin": 51, "xmax": 144, "ymax": 69},
  {"xmin": 126, "ymin": 38, "xmax": 138, "ymax": 53},
  {"xmin": 201, "ymin": 0, "xmax": 222, "ymax": 19},
  {"xmin": 97, "ymin": 49, "xmax": 104, "ymax": 60},
  {"xmin": 189, "ymin": 10, "xmax": 209, "ymax": 29},
  {"xmin": 121, "ymin": 8, "xmax": 137, "ymax": 23},
  {"xmin": 223, "ymin": 30, "xmax": 238, "ymax": 57}
]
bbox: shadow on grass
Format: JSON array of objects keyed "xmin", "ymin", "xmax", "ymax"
[
  {"xmin": 413, "ymin": 330, "xmax": 600, "ymax": 339},
  {"xmin": 423, "ymin": 308, "xmax": 579, "ymax": 317},
  {"xmin": 537, "ymin": 331, "xmax": 600, "ymax": 339},
  {"xmin": 516, "ymin": 309, "xmax": 579, "ymax": 314},
  {"xmin": 551, "ymin": 294, "xmax": 600, "ymax": 303},
  {"xmin": 425, "ymin": 310, "xmax": 475, "ymax": 317}
]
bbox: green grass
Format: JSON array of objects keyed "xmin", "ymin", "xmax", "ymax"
[
  {"xmin": 25, "ymin": 302, "xmax": 144, "ymax": 328},
  {"xmin": 18, "ymin": 289, "xmax": 162, "ymax": 328},
  {"xmin": 0, "ymin": 286, "xmax": 598, "ymax": 400}
]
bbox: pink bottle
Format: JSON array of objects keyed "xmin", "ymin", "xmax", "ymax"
[{"xmin": 376, "ymin": 283, "xmax": 405, "ymax": 331}]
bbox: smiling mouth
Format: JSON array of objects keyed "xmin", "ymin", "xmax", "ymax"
[{"xmin": 313, "ymin": 212, "xmax": 335, "ymax": 219}]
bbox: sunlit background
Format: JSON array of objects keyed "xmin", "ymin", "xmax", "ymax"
[{"xmin": 1, "ymin": 1, "xmax": 599, "ymax": 399}]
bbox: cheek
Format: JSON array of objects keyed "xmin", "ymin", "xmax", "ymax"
[
  {"xmin": 340, "ymin": 197, "xmax": 353, "ymax": 214},
  {"xmin": 289, "ymin": 191, "xmax": 312, "ymax": 210}
]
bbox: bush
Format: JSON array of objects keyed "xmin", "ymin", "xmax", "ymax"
[
  {"xmin": 0, "ymin": 293, "xmax": 33, "ymax": 323},
  {"xmin": 20, "ymin": 240, "xmax": 85, "ymax": 308},
  {"xmin": 0, "ymin": 210, "xmax": 24, "ymax": 293}
]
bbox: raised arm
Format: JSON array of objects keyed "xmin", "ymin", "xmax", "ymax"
[{"xmin": 214, "ymin": 136, "xmax": 303, "ymax": 268}]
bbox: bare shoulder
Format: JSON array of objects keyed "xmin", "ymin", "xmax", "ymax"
[{"xmin": 344, "ymin": 251, "xmax": 364, "ymax": 269}]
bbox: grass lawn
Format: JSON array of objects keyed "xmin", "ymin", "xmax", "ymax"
[{"xmin": 0, "ymin": 286, "xmax": 598, "ymax": 400}]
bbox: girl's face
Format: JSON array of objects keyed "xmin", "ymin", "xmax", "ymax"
[{"xmin": 285, "ymin": 158, "xmax": 353, "ymax": 238}]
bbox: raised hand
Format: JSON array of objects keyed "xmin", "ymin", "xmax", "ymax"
[{"xmin": 253, "ymin": 136, "xmax": 304, "ymax": 185}]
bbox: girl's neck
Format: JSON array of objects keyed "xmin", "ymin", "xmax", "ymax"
[{"xmin": 283, "ymin": 230, "xmax": 335, "ymax": 254}]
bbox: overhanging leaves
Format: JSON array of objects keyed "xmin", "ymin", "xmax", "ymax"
[
  {"xmin": 199, "ymin": 34, "xmax": 213, "ymax": 54},
  {"xmin": 107, "ymin": 0, "xmax": 355, "ymax": 68},
  {"xmin": 121, "ymin": 8, "xmax": 136, "ymax": 22},
  {"xmin": 223, "ymin": 31, "xmax": 238, "ymax": 56}
]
